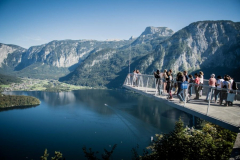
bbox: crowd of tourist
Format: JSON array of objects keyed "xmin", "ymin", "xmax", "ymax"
[
  {"xmin": 151, "ymin": 69, "xmax": 239, "ymax": 106},
  {"xmin": 128, "ymin": 69, "xmax": 238, "ymax": 106}
]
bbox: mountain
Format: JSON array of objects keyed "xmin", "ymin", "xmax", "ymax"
[
  {"xmin": 59, "ymin": 27, "xmax": 174, "ymax": 87},
  {"xmin": 132, "ymin": 27, "xmax": 174, "ymax": 47},
  {"xmin": 0, "ymin": 39, "xmax": 132, "ymax": 79},
  {"xmin": 2, "ymin": 21, "xmax": 239, "ymax": 88},
  {"xmin": 134, "ymin": 21, "xmax": 240, "ymax": 79},
  {"xmin": 0, "ymin": 43, "xmax": 26, "ymax": 73}
]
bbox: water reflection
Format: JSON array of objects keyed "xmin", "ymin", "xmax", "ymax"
[
  {"xmin": 4, "ymin": 91, "xmax": 76, "ymax": 106},
  {"xmin": 4, "ymin": 90, "xmax": 190, "ymax": 129},
  {"xmin": 1, "ymin": 89, "xmax": 191, "ymax": 160}
]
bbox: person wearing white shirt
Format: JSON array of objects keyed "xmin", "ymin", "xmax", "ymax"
[
  {"xmin": 199, "ymin": 71, "xmax": 204, "ymax": 97},
  {"xmin": 132, "ymin": 70, "xmax": 137, "ymax": 87},
  {"xmin": 215, "ymin": 76, "xmax": 224, "ymax": 102}
]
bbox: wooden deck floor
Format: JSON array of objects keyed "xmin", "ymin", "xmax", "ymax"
[{"xmin": 123, "ymin": 85, "xmax": 240, "ymax": 132}]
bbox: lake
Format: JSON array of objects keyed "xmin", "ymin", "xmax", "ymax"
[{"xmin": 0, "ymin": 89, "xmax": 190, "ymax": 160}]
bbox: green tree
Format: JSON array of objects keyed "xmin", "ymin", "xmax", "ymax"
[
  {"xmin": 41, "ymin": 149, "xmax": 63, "ymax": 160},
  {"xmin": 82, "ymin": 144, "xmax": 117, "ymax": 160},
  {"xmin": 139, "ymin": 119, "xmax": 237, "ymax": 160}
]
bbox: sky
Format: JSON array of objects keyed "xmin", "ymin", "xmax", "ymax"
[{"xmin": 0, "ymin": 0, "xmax": 240, "ymax": 49}]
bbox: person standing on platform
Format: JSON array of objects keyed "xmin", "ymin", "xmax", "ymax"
[
  {"xmin": 154, "ymin": 70, "xmax": 162, "ymax": 95},
  {"xmin": 183, "ymin": 71, "xmax": 189, "ymax": 100},
  {"xmin": 220, "ymin": 76, "xmax": 231, "ymax": 106},
  {"xmin": 132, "ymin": 70, "xmax": 137, "ymax": 87},
  {"xmin": 163, "ymin": 69, "xmax": 168, "ymax": 93},
  {"xmin": 136, "ymin": 70, "xmax": 142, "ymax": 87},
  {"xmin": 199, "ymin": 71, "xmax": 204, "ymax": 97},
  {"xmin": 166, "ymin": 70, "xmax": 173, "ymax": 99},
  {"xmin": 188, "ymin": 74, "xmax": 194, "ymax": 97},
  {"xmin": 215, "ymin": 76, "xmax": 224, "ymax": 103},
  {"xmin": 194, "ymin": 73, "xmax": 200, "ymax": 99},
  {"xmin": 177, "ymin": 72, "xmax": 185, "ymax": 103},
  {"xmin": 206, "ymin": 74, "xmax": 216, "ymax": 102}
]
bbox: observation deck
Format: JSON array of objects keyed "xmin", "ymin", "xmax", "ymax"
[{"xmin": 123, "ymin": 74, "xmax": 240, "ymax": 133}]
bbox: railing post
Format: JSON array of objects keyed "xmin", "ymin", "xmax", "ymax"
[
  {"xmin": 155, "ymin": 78, "xmax": 158, "ymax": 96},
  {"xmin": 236, "ymin": 90, "xmax": 237, "ymax": 101},
  {"xmin": 146, "ymin": 77, "xmax": 149, "ymax": 93},
  {"xmin": 184, "ymin": 87, "xmax": 186, "ymax": 107},
  {"xmin": 131, "ymin": 74, "xmax": 133, "ymax": 86},
  {"xmin": 206, "ymin": 87, "xmax": 212, "ymax": 115}
]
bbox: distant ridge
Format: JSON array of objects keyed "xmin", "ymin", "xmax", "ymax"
[{"xmin": 1, "ymin": 20, "xmax": 239, "ymax": 87}]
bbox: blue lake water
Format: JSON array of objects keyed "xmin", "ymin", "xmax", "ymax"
[{"xmin": 0, "ymin": 89, "xmax": 190, "ymax": 160}]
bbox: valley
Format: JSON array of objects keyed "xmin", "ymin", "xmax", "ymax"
[{"xmin": 0, "ymin": 78, "xmax": 91, "ymax": 92}]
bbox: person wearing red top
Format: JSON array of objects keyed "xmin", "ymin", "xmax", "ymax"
[
  {"xmin": 194, "ymin": 73, "xmax": 200, "ymax": 99},
  {"xmin": 206, "ymin": 74, "xmax": 216, "ymax": 101}
]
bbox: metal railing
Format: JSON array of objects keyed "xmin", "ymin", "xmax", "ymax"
[{"xmin": 123, "ymin": 73, "xmax": 240, "ymax": 128}]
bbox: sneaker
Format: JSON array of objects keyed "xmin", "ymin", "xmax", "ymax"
[{"xmin": 179, "ymin": 101, "xmax": 184, "ymax": 104}]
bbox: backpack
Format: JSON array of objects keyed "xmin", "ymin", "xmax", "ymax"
[
  {"xmin": 232, "ymin": 81, "xmax": 238, "ymax": 90},
  {"xmin": 154, "ymin": 73, "xmax": 160, "ymax": 79},
  {"xmin": 223, "ymin": 81, "xmax": 228, "ymax": 89}
]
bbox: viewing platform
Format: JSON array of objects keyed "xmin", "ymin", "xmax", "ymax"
[{"xmin": 123, "ymin": 74, "xmax": 240, "ymax": 133}]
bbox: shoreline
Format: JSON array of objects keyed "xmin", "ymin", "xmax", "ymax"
[
  {"xmin": 0, "ymin": 93, "xmax": 41, "ymax": 109},
  {"xmin": 0, "ymin": 78, "xmax": 105, "ymax": 92}
]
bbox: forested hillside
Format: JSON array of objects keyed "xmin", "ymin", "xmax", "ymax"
[
  {"xmin": 0, "ymin": 93, "xmax": 40, "ymax": 109},
  {"xmin": 0, "ymin": 73, "xmax": 22, "ymax": 85}
]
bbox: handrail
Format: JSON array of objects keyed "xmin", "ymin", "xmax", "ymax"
[
  {"xmin": 124, "ymin": 73, "xmax": 240, "ymax": 110},
  {"xmin": 123, "ymin": 73, "xmax": 240, "ymax": 132},
  {"xmin": 126, "ymin": 73, "xmax": 240, "ymax": 93}
]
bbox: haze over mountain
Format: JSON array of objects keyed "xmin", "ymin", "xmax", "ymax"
[{"xmin": 0, "ymin": 20, "xmax": 240, "ymax": 88}]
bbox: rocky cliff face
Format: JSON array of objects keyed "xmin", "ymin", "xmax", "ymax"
[
  {"xmin": 131, "ymin": 27, "xmax": 174, "ymax": 48},
  {"xmin": 59, "ymin": 26, "xmax": 174, "ymax": 87},
  {"xmin": 0, "ymin": 39, "xmax": 132, "ymax": 79},
  {"xmin": 141, "ymin": 26, "xmax": 174, "ymax": 36},
  {"xmin": 135, "ymin": 21, "xmax": 240, "ymax": 77},
  {"xmin": 0, "ymin": 43, "xmax": 26, "ymax": 68},
  {"xmin": 1, "ymin": 21, "xmax": 239, "ymax": 86},
  {"xmin": 15, "ymin": 39, "xmax": 131, "ymax": 70}
]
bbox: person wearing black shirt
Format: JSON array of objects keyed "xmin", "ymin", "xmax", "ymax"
[{"xmin": 154, "ymin": 70, "xmax": 162, "ymax": 95}]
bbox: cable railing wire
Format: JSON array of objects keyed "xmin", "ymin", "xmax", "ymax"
[{"xmin": 124, "ymin": 73, "xmax": 240, "ymax": 116}]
